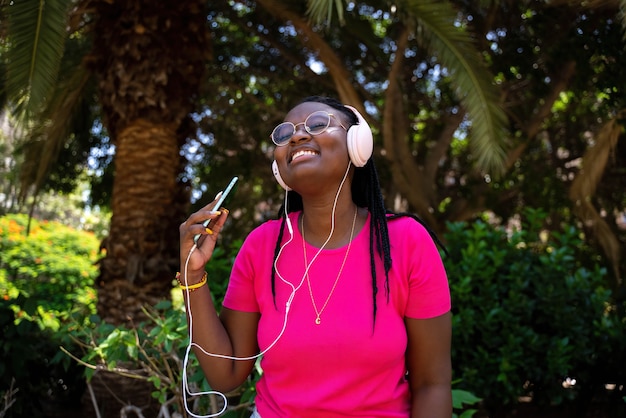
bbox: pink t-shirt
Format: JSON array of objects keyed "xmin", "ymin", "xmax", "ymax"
[{"xmin": 223, "ymin": 211, "xmax": 450, "ymax": 418}]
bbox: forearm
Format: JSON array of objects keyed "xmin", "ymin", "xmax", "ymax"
[
  {"xmin": 181, "ymin": 279, "xmax": 254, "ymax": 392},
  {"xmin": 410, "ymin": 383, "xmax": 452, "ymax": 418}
]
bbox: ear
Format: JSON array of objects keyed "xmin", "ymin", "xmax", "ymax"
[{"xmin": 344, "ymin": 105, "xmax": 373, "ymax": 167}]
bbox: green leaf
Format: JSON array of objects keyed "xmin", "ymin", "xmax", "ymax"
[
  {"xmin": 452, "ymin": 388, "xmax": 481, "ymax": 408},
  {"xmin": 149, "ymin": 375, "xmax": 162, "ymax": 389},
  {"xmin": 400, "ymin": 0, "xmax": 509, "ymax": 174},
  {"xmin": 4, "ymin": 0, "xmax": 71, "ymax": 119},
  {"xmin": 460, "ymin": 410, "xmax": 478, "ymax": 418},
  {"xmin": 307, "ymin": 0, "xmax": 347, "ymax": 26}
]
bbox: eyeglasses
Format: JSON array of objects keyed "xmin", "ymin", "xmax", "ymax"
[{"xmin": 270, "ymin": 111, "xmax": 347, "ymax": 146}]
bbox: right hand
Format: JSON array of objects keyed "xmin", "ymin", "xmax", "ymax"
[{"xmin": 179, "ymin": 196, "xmax": 231, "ymax": 280}]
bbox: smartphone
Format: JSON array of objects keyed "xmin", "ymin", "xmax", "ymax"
[{"xmin": 193, "ymin": 176, "xmax": 239, "ymax": 244}]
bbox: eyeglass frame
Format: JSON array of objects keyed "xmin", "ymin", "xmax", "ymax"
[{"xmin": 270, "ymin": 111, "xmax": 348, "ymax": 146}]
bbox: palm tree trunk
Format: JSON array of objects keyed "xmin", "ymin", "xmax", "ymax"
[
  {"xmin": 88, "ymin": 0, "xmax": 209, "ymax": 325},
  {"xmin": 97, "ymin": 119, "xmax": 183, "ymax": 323}
]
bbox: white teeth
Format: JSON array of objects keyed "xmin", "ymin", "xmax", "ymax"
[{"xmin": 292, "ymin": 150, "xmax": 318, "ymax": 161}]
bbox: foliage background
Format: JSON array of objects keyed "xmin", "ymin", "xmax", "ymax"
[
  {"xmin": 1, "ymin": 0, "xmax": 626, "ymax": 417},
  {"xmin": 1, "ymin": 210, "xmax": 625, "ymax": 417},
  {"xmin": 0, "ymin": 214, "xmax": 99, "ymax": 417}
]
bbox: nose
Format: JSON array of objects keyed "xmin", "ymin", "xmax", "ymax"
[{"xmin": 290, "ymin": 122, "xmax": 310, "ymax": 143}]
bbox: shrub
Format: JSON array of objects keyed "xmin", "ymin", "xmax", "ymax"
[
  {"xmin": 0, "ymin": 214, "xmax": 99, "ymax": 323},
  {"xmin": 64, "ymin": 301, "xmax": 258, "ymax": 418},
  {"xmin": 444, "ymin": 209, "xmax": 621, "ymax": 411},
  {"xmin": 0, "ymin": 214, "xmax": 100, "ymax": 416},
  {"xmin": 62, "ymin": 237, "xmax": 254, "ymax": 418}
]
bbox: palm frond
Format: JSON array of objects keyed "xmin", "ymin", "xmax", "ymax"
[
  {"xmin": 19, "ymin": 49, "xmax": 94, "ymax": 199},
  {"xmin": 400, "ymin": 0, "xmax": 509, "ymax": 175},
  {"xmin": 4, "ymin": 0, "xmax": 71, "ymax": 120},
  {"xmin": 307, "ymin": 0, "xmax": 347, "ymax": 26}
]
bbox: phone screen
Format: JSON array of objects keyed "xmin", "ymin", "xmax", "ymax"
[
  {"xmin": 193, "ymin": 176, "xmax": 239, "ymax": 243},
  {"xmin": 212, "ymin": 176, "xmax": 238, "ymax": 211}
]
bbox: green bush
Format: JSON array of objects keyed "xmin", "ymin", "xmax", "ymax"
[
  {"xmin": 0, "ymin": 214, "xmax": 99, "ymax": 323},
  {"xmin": 64, "ymin": 301, "xmax": 202, "ymax": 415},
  {"xmin": 64, "ymin": 300, "xmax": 258, "ymax": 418},
  {"xmin": 0, "ymin": 214, "xmax": 100, "ymax": 416},
  {"xmin": 8, "ymin": 210, "xmax": 622, "ymax": 416},
  {"xmin": 444, "ymin": 209, "xmax": 623, "ymax": 411},
  {"xmin": 53, "ymin": 236, "xmax": 251, "ymax": 417}
]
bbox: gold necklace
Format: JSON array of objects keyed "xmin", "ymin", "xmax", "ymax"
[{"xmin": 302, "ymin": 207, "xmax": 358, "ymax": 325}]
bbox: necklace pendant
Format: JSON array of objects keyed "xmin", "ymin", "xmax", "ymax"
[{"xmin": 303, "ymin": 207, "xmax": 358, "ymax": 329}]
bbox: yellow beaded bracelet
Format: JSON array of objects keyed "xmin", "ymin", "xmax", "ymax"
[{"xmin": 175, "ymin": 271, "xmax": 207, "ymax": 292}]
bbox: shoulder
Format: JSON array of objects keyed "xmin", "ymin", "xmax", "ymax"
[
  {"xmin": 386, "ymin": 214, "xmax": 434, "ymax": 241},
  {"xmin": 241, "ymin": 211, "xmax": 299, "ymax": 249},
  {"xmin": 234, "ymin": 217, "xmax": 284, "ymax": 271},
  {"xmin": 243, "ymin": 217, "xmax": 283, "ymax": 246},
  {"xmin": 248, "ymin": 217, "xmax": 283, "ymax": 236},
  {"xmin": 385, "ymin": 213, "xmax": 444, "ymax": 259}
]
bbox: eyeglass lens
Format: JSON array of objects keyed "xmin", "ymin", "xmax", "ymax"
[{"xmin": 271, "ymin": 111, "xmax": 332, "ymax": 145}]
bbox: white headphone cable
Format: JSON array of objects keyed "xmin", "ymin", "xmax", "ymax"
[
  {"xmin": 180, "ymin": 161, "xmax": 352, "ymax": 417},
  {"xmin": 272, "ymin": 161, "xmax": 352, "ymax": 294}
]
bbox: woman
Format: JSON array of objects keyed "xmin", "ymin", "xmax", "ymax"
[{"xmin": 178, "ymin": 96, "xmax": 452, "ymax": 417}]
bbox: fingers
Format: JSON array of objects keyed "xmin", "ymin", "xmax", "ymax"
[
  {"xmin": 198, "ymin": 209, "xmax": 230, "ymax": 243},
  {"xmin": 180, "ymin": 207, "xmax": 231, "ymax": 244},
  {"xmin": 180, "ymin": 189, "xmax": 228, "ymax": 233}
]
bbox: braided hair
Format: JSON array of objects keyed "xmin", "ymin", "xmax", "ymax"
[{"xmin": 269, "ymin": 96, "xmax": 444, "ymax": 327}]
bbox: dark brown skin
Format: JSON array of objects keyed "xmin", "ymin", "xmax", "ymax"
[{"xmin": 178, "ymin": 101, "xmax": 452, "ymax": 416}]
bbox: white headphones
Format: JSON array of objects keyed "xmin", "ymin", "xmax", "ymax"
[{"xmin": 271, "ymin": 104, "xmax": 373, "ymax": 191}]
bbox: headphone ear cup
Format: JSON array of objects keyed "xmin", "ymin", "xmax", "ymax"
[
  {"xmin": 272, "ymin": 160, "xmax": 292, "ymax": 191},
  {"xmin": 344, "ymin": 105, "xmax": 373, "ymax": 167}
]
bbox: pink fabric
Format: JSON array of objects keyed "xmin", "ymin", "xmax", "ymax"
[{"xmin": 223, "ymin": 211, "xmax": 450, "ymax": 418}]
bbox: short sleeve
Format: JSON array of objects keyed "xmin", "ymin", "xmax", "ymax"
[{"xmin": 391, "ymin": 218, "xmax": 451, "ymax": 319}]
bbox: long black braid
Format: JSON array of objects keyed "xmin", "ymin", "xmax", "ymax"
[{"xmin": 269, "ymin": 96, "xmax": 445, "ymax": 327}]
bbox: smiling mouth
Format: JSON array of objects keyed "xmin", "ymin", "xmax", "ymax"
[{"xmin": 290, "ymin": 149, "xmax": 319, "ymax": 162}]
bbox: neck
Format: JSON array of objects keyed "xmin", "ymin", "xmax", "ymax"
[
  {"xmin": 298, "ymin": 160, "xmax": 359, "ymax": 247},
  {"xmin": 300, "ymin": 202, "xmax": 361, "ymax": 249}
]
